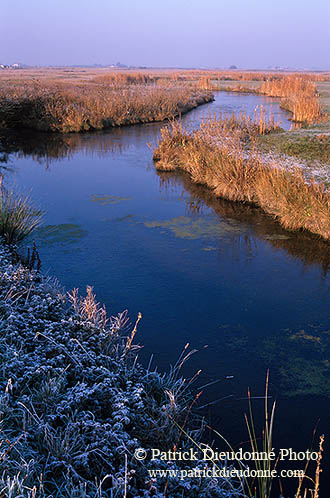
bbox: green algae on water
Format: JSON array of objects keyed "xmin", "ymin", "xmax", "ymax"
[
  {"xmin": 35, "ymin": 224, "xmax": 88, "ymax": 246},
  {"xmin": 144, "ymin": 215, "xmax": 242, "ymax": 240},
  {"xmin": 90, "ymin": 194, "xmax": 130, "ymax": 205}
]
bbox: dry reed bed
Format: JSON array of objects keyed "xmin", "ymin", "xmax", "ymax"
[
  {"xmin": 153, "ymin": 117, "xmax": 330, "ymax": 240},
  {"xmin": 259, "ymin": 75, "xmax": 322, "ymax": 123},
  {"xmin": 219, "ymin": 75, "xmax": 326, "ymax": 124},
  {"xmin": 151, "ymin": 70, "xmax": 330, "ymax": 90},
  {"xmin": 217, "ymin": 71, "xmax": 330, "ymax": 82},
  {"xmin": 0, "ymin": 79, "xmax": 213, "ymax": 132}
]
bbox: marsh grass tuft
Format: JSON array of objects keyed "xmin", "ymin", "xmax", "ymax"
[
  {"xmin": 0, "ymin": 178, "xmax": 43, "ymax": 245},
  {"xmin": 68, "ymin": 285, "xmax": 108, "ymax": 330},
  {"xmin": 245, "ymin": 371, "xmax": 276, "ymax": 498}
]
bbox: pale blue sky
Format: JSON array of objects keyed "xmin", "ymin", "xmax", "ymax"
[{"xmin": 1, "ymin": 0, "xmax": 329, "ymax": 68}]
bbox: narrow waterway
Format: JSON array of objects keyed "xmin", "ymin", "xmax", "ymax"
[{"xmin": 2, "ymin": 92, "xmax": 329, "ymax": 495}]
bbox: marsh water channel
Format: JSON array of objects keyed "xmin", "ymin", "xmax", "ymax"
[{"xmin": 2, "ymin": 92, "xmax": 330, "ymax": 495}]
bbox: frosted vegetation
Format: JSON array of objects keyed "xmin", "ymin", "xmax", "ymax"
[{"xmin": 0, "ymin": 242, "xmax": 239, "ymax": 497}]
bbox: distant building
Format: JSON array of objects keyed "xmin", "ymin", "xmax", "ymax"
[{"xmin": 0, "ymin": 63, "xmax": 22, "ymax": 69}]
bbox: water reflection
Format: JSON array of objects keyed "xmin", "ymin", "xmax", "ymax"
[
  {"xmin": 0, "ymin": 128, "xmax": 129, "ymax": 167},
  {"xmin": 157, "ymin": 170, "xmax": 330, "ymax": 274}
]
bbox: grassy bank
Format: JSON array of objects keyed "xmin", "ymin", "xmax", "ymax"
[
  {"xmin": 256, "ymin": 125, "xmax": 330, "ymax": 190},
  {"xmin": 212, "ymin": 73, "xmax": 330, "ymax": 183},
  {"xmin": 258, "ymin": 127, "xmax": 330, "ymax": 164},
  {"xmin": 153, "ymin": 117, "xmax": 330, "ymax": 240},
  {"xmin": 0, "ymin": 76, "xmax": 213, "ymax": 133},
  {"xmin": 255, "ymin": 80, "xmax": 330, "ymax": 175}
]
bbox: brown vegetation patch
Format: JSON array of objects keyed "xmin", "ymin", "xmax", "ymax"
[
  {"xmin": 259, "ymin": 75, "xmax": 322, "ymax": 123},
  {"xmin": 0, "ymin": 78, "xmax": 213, "ymax": 133}
]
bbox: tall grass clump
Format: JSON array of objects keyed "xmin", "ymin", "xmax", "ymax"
[
  {"xmin": 153, "ymin": 116, "xmax": 330, "ymax": 240},
  {"xmin": 244, "ymin": 372, "xmax": 276, "ymax": 498},
  {"xmin": 0, "ymin": 178, "xmax": 43, "ymax": 244},
  {"xmin": 243, "ymin": 375, "xmax": 324, "ymax": 498},
  {"xmin": 259, "ymin": 76, "xmax": 322, "ymax": 124},
  {"xmin": 171, "ymin": 370, "xmax": 325, "ymax": 498}
]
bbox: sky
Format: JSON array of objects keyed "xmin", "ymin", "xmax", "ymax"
[{"xmin": 1, "ymin": 0, "xmax": 329, "ymax": 69}]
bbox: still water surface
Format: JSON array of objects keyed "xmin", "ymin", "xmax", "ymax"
[{"xmin": 2, "ymin": 92, "xmax": 330, "ymax": 494}]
